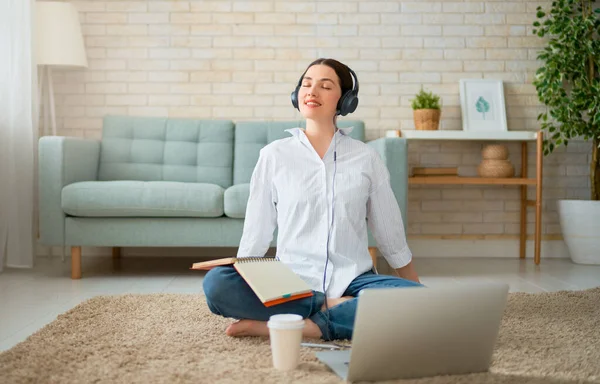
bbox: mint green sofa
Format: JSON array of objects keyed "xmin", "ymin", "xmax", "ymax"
[{"xmin": 38, "ymin": 116, "xmax": 409, "ymax": 278}]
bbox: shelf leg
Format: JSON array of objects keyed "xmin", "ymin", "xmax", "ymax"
[
  {"xmin": 520, "ymin": 141, "xmax": 528, "ymax": 260},
  {"xmin": 535, "ymin": 132, "xmax": 543, "ymax": 265}
]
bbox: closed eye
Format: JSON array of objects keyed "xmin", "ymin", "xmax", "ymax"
[
  {"xmin": 302, "ymin": 84, "xmax": 331, "ymax": 90},
  {"xmin": 301, "ymin": 78, "xmax": 335, "ymax": 89}
]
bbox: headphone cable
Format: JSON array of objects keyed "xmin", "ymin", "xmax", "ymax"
[{"xmin": 321, "ymin": 128, "xmax": 337, "ymax": 340}]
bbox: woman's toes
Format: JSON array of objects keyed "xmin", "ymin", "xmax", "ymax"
[{"xmin": 225, "ymin": 324, "xmax": 236, "ymax": 336}]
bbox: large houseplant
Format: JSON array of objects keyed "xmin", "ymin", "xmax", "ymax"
[{"xmin": 533, "ymin": 0, "xmax": 600, "ymax": 264}]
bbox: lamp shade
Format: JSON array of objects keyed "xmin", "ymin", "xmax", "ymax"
[{"xmin": 35, "ymin": 1, "xmax": 88, "ymax": 68}]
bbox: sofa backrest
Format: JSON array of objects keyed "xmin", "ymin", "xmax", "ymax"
[
  {"xmin": 233, "ymin": 120, "xmax": 365, "ymax": 184},
  {"xmin": 98, "ymin": 116, "xmax": 234, "ymax": 188}
]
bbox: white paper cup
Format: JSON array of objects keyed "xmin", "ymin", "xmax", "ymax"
[{"xmin": 267, "ymin": 314, "xmax": 305, "ymax": 371}]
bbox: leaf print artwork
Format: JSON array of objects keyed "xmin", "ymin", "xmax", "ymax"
[
  {"xmin": 460, "ymin": 80, "xmax": 505, "ymax": 131},
  {"xmin": 475, "ymin": 97, "xmax": 490, "ymax": 120}
]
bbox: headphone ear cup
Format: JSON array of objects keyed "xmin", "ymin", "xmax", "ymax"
[
  {"xmin": 346, "ymin": 93, "xmax": 359, "ymax": 115},
  {"xmin": 291, "ymin": 86, "xmax": 300, "ymax": 110},
  {"xmin": 337, "ymin": 91, "xmax": 349, "ymax": 116},
  {"xmin": 337, "ymin": 91, "xmax": 359, "ymax": 116}
]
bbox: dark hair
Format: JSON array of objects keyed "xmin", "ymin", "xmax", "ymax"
[{"xmin": 303, "ymin": 58, "xmax": 353, "ymax": 96}]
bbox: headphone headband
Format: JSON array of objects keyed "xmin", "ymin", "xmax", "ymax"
[{"xmin": 347, "ymin": 67, "xmax": 359, "ymax": 95}]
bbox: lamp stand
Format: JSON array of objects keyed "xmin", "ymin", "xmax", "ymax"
[
  {"xmin": 37, "ymin": 65, "xmax": 63, "ymax": 261},
  {"xmin": 38, "ymin": 65, "xmax": 57, "ymax": 137}
]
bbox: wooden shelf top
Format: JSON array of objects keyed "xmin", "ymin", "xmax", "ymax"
[
  {"xmin": 386, "ymin": 130, "xmax": 538, "ymax": 141},
  {"xmin": 409, "ymin": 176, "xmax": 537, "ymax": 185}
]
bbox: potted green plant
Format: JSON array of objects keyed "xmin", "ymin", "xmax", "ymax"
[
  {"xmin": 533, "ymin": 0, "xmax": 600, "ymax": 264},
  {"xmin": 411, "ymin": 87, "xmax": 441, "ymax": 130}
]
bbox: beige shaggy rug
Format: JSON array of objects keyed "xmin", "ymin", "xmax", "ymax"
[{"xmin": 1, "ymin": 288, "xmax": 600, "ymax": 384}]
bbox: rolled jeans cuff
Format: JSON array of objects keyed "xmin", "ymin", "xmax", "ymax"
[{"xmin": 309, "ymin": 311, "xmax": 335, "ymax": 341}]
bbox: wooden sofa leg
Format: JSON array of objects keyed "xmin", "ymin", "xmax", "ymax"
[
  {"xmin": 369, "ymin": 247, "xmax": 377, "ymax": 269},
  {"xmin": 112, "ymin": 247, "xmax": 121, "ymax": 259},
  {"xmin": 71, "ymin": 246, "xmax": 82, "ymax": 279}
]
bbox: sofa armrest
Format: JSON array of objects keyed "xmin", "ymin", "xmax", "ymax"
[
  {"xmin": 367, "ymin": 137, "xmax": 409, "ymax": 230},
  {"xmin": 38, "ymin": 136, "xmax": 101, "ymax": 246}
]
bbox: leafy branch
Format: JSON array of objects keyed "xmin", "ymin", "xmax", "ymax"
[{"xmin": 532, "ymin": 0, "xmax": 600, "ymax": 199}]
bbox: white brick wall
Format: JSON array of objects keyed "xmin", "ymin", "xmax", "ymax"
[{"xmin": 50, "ymin": 0, "xmax": 591, "ymax": 251}]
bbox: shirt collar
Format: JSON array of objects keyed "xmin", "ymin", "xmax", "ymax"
[{"xmin": 284, "ymin": 126, "xmax": 354, "ymax": 139}]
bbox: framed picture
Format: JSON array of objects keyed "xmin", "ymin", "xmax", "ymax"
[{"xmin": 459, "ymin": 79, "xmax": 507, "ymax": 132}]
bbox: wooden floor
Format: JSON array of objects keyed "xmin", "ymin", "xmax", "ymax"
[{"xmin": 1, "ymin": 256, "xmax": 599, "ymax": 352}]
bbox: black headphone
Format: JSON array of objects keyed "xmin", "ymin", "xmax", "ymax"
[{"xmin": 291, "ymin": 66, "xmax": 359, "ymax": 116}]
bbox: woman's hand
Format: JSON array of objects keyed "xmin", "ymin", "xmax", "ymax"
[{"xmin": 395, "ymin": 261, "xmax": 421, "ymax": 284}]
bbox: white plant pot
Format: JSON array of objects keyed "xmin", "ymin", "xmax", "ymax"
[{"xmin": 557, "ymin": 199, "xmax": 600, "ymax": 265}]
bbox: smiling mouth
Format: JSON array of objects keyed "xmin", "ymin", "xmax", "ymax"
[{"xmin": 305, "ymin": 101, "xmax": 321, "ymax": 107}]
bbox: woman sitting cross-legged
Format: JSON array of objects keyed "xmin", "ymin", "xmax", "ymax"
[{"xmin": 203, "ymin": 58, "xmax": 423, "ymax": 341}]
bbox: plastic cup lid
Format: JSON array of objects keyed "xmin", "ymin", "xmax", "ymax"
[{"xmin": 267, "ymin": 314, "xmax": 305, "ymax": 330}]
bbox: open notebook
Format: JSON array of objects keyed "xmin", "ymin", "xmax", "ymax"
[{"xmin": 191, "ymin": 257, "xmax": 313, "ymax": 307}]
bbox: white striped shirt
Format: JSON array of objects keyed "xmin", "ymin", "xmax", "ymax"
[{"xmin": 237, "ymin": 127, "xmax": 412, "ymax": 298}]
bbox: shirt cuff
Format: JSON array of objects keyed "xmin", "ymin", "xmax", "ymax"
[{"xmin": 383, "ymin": 245, "xmax": 413, "ymax": 269}]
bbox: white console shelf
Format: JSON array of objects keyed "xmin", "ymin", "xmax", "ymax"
[
  {"xmin": 386, "ymin": 129, "xmax": 538, "ymax": 141},
  {"xmin": 386, "ymin": 129, "xmax": 544, "ymax": 265}
]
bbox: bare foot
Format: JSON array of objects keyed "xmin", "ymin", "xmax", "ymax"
[
  {"xmin": 321, "ymin": 296, "xmax": 353, "ymax": 311},
  {"xmin": 226, "ymin": 319, "xmax": 269, "ymax": 337},
  {"xmin": 226, "ymin": 319, "xmax": 323, "ymax": 339}
]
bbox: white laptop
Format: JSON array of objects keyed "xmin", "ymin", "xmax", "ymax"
[{"xmin": 316, "ymin": 283, "xmax": 509, "ymax": 382}]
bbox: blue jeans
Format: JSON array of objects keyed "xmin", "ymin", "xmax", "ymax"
[{"xmin": 203, "ymin": 266, "xmax": 424, "ymax": 341}]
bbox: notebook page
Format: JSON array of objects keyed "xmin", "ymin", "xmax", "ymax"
[{"xmin": 234, "ymin": 260, "xmax": 311, "ymax": 303}]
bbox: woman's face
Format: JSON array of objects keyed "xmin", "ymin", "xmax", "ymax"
[{"xmin": 298, "ymin": 64, "xmax": 343, "ymax": 120}]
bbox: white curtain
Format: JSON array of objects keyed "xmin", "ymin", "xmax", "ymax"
[{"xmin": 0, "ymin": 0, "xmax": 37, "ymax": 272}]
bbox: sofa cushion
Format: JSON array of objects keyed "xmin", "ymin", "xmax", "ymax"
[
  {"xmin": 98, "ymin": 116, "xmax": 234, "ymax": 188},
  {"xmin": 223, "ymin": 184, "xmax": 250, "ymax": 218},
  {"xmin": 62, "ymin": 181, "xmax": 224, "ymax": 218},
  {"xmin": 233, "ymin": 121, "xmax": 365, "ymax": 184}
]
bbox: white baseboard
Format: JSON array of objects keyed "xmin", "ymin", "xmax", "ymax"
[
  {"xmin": 406, "ymin": 239, "xmax": 569, "ymax": 259},
  {"xmin": 36, "ymin": 240, "xmax": 569, "ymax": 259},
  {"xmin": 36, "ymin": 245, "xmax": 261, "ymax": 258}
]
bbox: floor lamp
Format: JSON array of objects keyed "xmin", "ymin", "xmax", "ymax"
[
  {"xmin": 35, "ymin": 1, "xmax": 87, "ymax": 137},
  {"xmin": 35, "ymin": 1, "xmax": 87, "ymax": 260}
]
